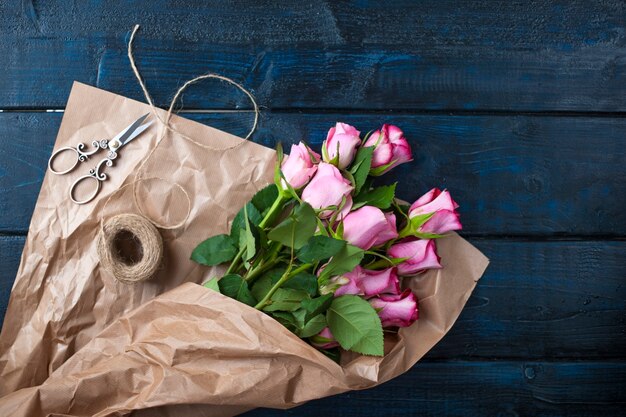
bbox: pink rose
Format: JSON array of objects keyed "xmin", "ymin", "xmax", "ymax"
[
  {"xmin": 388, "ymin": 238, "xmax": 442, "ymax": 275},
  {"xmin": 302, "ymin": 162, "xmax": 353, "ymax": 219},
  {"xmin": 359, "ymin": 267, "xmax": 401, "ymax": 296},
  {"xmin": 409, "ymin": 188, "xmax": 462, "ymax": 235},
  {"xmin": 369, "ymin": 289, "xmax": 418, "ymax": 328},
  {"xmin": 310, "ymin": 327, "xmax": 340, "ymax": 349},
  {"xmin": 322, "ymin": 122, "xmax": 362, "ymax": 169},
  {"xmin": 342, "ymin": 206, "xmax": 398, "ymax": 250},
  {"xmin": 280, "ymin": 142, "xmax": 321, "ymax": 189},
  {"xmin": 333, "ymin": 266, "xmax": 400, "ymax": 297},
  {"xmin": 364, "ymin": 124, "xmax": 412, "ymax": 175},
  {"xmin": 332, "ymin": 268, "xmax": 363, "ymax": 296}
]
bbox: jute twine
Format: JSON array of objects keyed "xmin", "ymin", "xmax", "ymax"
[
  {"xmin": 96, "ymin": 24, "xmax": 260, "ymax": 284},
  {"xmin": 97, "ymin": 213, "xmax": 163, "ymax": 284}
]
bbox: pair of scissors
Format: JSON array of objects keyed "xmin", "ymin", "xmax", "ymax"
[{"xmin": 48, "ymin": 114, "xmax": 153, "ymax": 204}]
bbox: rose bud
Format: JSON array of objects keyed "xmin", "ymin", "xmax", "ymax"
[
  {"xmin": 280, "ymin": 142, "xmax": 321, "ymax": 190},
  {"xmin": 310, "ymin": 327, "xmax": 340, "ymax": 349},
  {"xmin": 333, "ymin": 266, "xmax": 364, "ymax": 296},
  {"xmin": 331, "ymin": 266, "xmax": 400, "ymax": 297},
  {"xmin": 419, "ymin": 209, "xmax": 462, "ymax": 235},
  {"xmin": 322, "ymin": 122, "xmax": 362, "ymax": 169},
  {"xmin": 410, "ymin": 188, "xmax": 459, "ymax": 215},
  {"xmin": 302, "ymin": 162, "xmax": 353, "ymax": 219},
  {"xmin": 364, "ymin": 124, "xmax": 412, "ymax": 176},
  {"xmin": 369, "ymin": 289, "xmax": 418, "ymax": 328},
  {"xmin": 342, "ymin": 206, "xmax": 398, "ymax": 250},
  {"xmin": 359, "ymin": 267, "xmax": 401, "ymax": 297},
  {"xmin": 405, "ymin": 188, "xmax": 462, "ymax": 235},
  {"xmin": 388, "ymin": 238, "xmax": 442, "ymax": 275}
]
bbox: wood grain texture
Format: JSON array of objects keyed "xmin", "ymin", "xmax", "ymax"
[
  {"xmin": 0, "ymin": 236, "xmax": 22, "ymax": 323},
  {"xmin": 1, "ymin": 1, "xmax": 624, "ymax": 414},
  {"xmin": 1, "ymin": 237, "xmax": 624, "ymax": 360},
  {"xmin": 0, "ymin": 1, "xmax": 624, "ymax": 110},
  {"xmin": 1, "ymin": 112, "xmax": 624, "ymax": 235},
  {"xmin": 243, "ymin": 361, "xmax": 626, "ymax": 416}
]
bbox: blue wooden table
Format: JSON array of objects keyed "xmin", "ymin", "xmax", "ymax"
[{"xmin": 1, "ymin": 1, "xmax": 625, "ymax": 415}]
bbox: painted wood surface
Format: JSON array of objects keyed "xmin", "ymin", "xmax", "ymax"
[
  {"xmin": 0, "ymin": 1, "xmax": 624, "ymax": 110},
  {"xmin": 0, "ymin": 1, "xmax": 624, "ymax": 415},
  {"xmin": 244, "ymin": 362, "xmax": 626, "ymax": 416},
  {"xmin": 1, "ymin": 112, "xmax": 625, "ymax": 235},
  {"xmin": 1, "ymin": 236, "xmax": 624, "ymax": 360}
]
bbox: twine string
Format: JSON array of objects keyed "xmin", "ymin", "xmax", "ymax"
[
  {"xmin": 97, "ymin": 213, "xmax": 163, "ymax": 284},
  {"xmin": 126, "ymin": 24, "xmax": 259, "ymax": 229},
  {"xmin": 97, "ymin": 25, "xmax": 261, "ymax": 282}
]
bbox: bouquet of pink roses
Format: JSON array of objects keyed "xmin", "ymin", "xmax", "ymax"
[{"xmin": 192, "ymin": 123, "xmax": 462, "ymax": 358}]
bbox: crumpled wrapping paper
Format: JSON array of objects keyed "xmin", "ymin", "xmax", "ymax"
[{"xmin": 0, "ymin": 82, "xmax": 489, "ymax": 416}]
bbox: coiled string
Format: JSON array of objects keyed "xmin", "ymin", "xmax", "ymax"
[{"xmin": 97, "ymin": 25, "xmax": 260, "ymax": 283}]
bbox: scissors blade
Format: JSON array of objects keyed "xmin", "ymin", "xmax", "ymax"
[
  {"xmin": 110, "ymin": 113, "xmax": 151, "ymax": 147},
  {"xmin": 122, "ymin": 120, "xmax": 154, "ymax": 146}
]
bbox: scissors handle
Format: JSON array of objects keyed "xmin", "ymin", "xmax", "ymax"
[
  {"xmin": 68, "ymin": 154, "xmax": 117, "ymax": 204},
  {"xmin": 48, "ymin": 140, "xmax": 109, "ymax": 175}
]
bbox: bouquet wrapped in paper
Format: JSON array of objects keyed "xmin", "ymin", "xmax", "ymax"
[{"xmin": 0, "ymin": 83, "xmax": 488, "ymax": 417}]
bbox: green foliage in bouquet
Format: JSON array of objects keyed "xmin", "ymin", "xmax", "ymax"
[{"xmin": 192, "ymin": 123, "xmax": 464, "ymax": 359}]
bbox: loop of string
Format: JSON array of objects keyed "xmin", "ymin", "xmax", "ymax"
[
  {"xmin": 99, "ymin": 24, "xmax": 260, "ymax": 231},
  {"xmin": 127, "ymin": 24, "xmax": 259, "ymax": 145}
]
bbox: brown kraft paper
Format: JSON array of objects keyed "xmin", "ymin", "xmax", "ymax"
[{"xmin": 0, "ymin": 82, "xmax": 489, "ymax": 416}]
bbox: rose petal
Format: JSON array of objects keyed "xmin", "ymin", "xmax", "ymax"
[
  {"xmin": 388, "ymin": 238, "xmax": 442, "ymax": 275},
  {"xmin": 369, "ymin": 289, "xmax": 418, "ymax": 327},
  {"xmin": 302, "ymin": 162, "xmax": 353, "ymax": 219},
  {"xmin": 420, "ymin": 209, "xmax": 462, "ymax": 234},
  {"xmin": 359, "ymin": 267, "xmax": 401, "ymax": 296},
  {"xmin": 342, "ymin": 206, "xmax": 398, "ymax": 250}
]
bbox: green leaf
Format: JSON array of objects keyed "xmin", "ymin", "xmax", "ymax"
[
  {"xmin": 318, "ymin": 244, "xmax": 365, "ymax": 283},
  {"xmin": 409, "ymin": 212, "xmax": 435, "ymax": 229},
  {"xmin": 284, "ymin": 272, "xmax": 318, "ymax": 297},
  {"xmin": 263, "ymin": 288, "xmax": 310, "ymax": 312},
  {"xmin": 369, "ymin": 159, "xmax": 397, "ymax": 177},
  {"xmin": 301, "ymin": 294, "xmax": 333, "ymax": 319},
  {"xmin": 230, "ymin": 202, "xmax": 263, "ymax": 241},
  {"xmin": 218, "ymin": 274, "xmax": 257, "ymax": 306},
  {"xmin": 297, "ymin": 235, "xmax": 347, "ymax": 263},
  {"xmin": 292, "ymin": 308, "xmax": 308, "ymax": 328},
  {"xmin": 202, "ymin": 277, "xmax": 220, "ymax": 292},
  {"xmin": 250, "ymin": 268, "xmax": 284, "ymax": 301},
  {"xmin": 322, "ymin": 139, "xmax": 341, "ymax": 167},
  {"xmin": 271, "ymin": 311, "xmax": 298, "ymax": 333},
  {"xmin": 267, "ymin": 202, "xmax": 317, "ymax": 249},
  {"xmin": 353, "ymin": 183, "xmax": 397, "ymax": 210},
  {"xmin": 251, "ymin": 184, "xmax": 279, "ymax": 217},
  {"xmin": 191, "ymin": 234, "xmax": 238, "ymax": 266},
  {"xmin": 238, "ymin": 204, "xmax": 259, "ymax": 261},
  {"xmin": 326, "ymin": 295, "xmax": 384, "ymax": 356},
  {"xmin": 349, "ymin": 146, "xmax": 374, "ymax": 194},
  {"xmin": 274, "ymin": 143, "xmax": 284, "ymax": 186},
  {"xmin": 299, "ymin": 314, "xmax": 327, "ymax": 338}
]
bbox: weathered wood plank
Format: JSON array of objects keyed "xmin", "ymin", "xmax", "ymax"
[
  {"xmin": 245, "ymin": 361, "xmax": 626, "ymax": 416},
  {"xmin": 430, "ymin": 239, "xmax": 626, "ymax": 360},
  {"xmin": 0, "ymin": 236, "xmax": 22, "ymax": 323},
  {"xmin": 0, "ymin": 1, "xmax": 624, "ymax": 110},
  {"xmin": 2, "ymin": 237, "xmax": 625, "ymax": 359},
  {"xmin": 1, "ymin": 112, "xmax": 624, "ymax": 235}
]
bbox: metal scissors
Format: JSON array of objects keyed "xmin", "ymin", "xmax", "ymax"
[{"xmin": 48, "ymin": 114, "xmax": 153, "ymax": 204}]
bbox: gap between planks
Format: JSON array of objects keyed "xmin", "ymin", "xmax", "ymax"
[{"xmin": 1, "ymin": 109, "xmax": 626, "ymax": 118}]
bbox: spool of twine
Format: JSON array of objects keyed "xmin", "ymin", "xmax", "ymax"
[{"xmin": 97, "ymin": 214, "xmax": 163, "ymax": 284}]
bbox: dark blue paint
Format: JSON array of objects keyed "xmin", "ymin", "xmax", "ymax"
[
  {"xmin": 0, "ymin": 1, "xmax": 624, "ymax": 415},
  {"xmin": 1, "ymin": 113, "xmax": 625, "ymax": 235}
]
